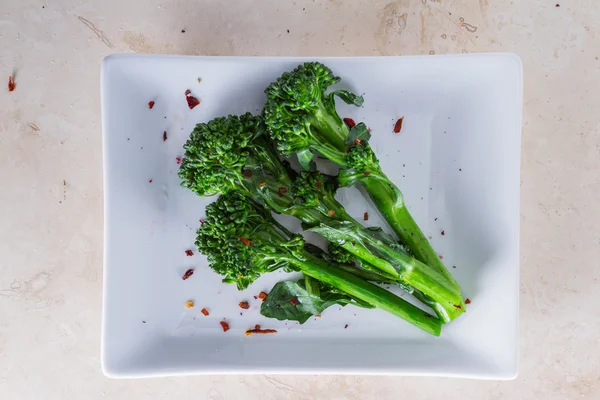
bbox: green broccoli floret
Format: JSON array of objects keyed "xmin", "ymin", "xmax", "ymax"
[
  {"xmin": 179, "ymin": 113, "xmax": 264, "ymax": 197},
  {"xmin": 179, "ymin": 113, "xmax": 296, "ymax": 214},
  {"xmin": 196, "ymin": 191, "xmax": 301, "ymax": 289},
  {"xmin": 263, "ymin": 62, "xmax": 364, "ymax": 166},
  {"xmin": 195, "ymin": 192, "xmax": 442, "ymax": 336}
]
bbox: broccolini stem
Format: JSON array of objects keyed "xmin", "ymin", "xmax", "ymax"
[
  {"xmin": 339, "ymin": 260, "xmax": 398, "ymax": 282},
  {"xmin": 337, "ymin": 240, "xmax": 400, "ymax": 278},
  {"xmin": 312, "ymin": 101, "xmax": 349, "ymax": 151},
  {"xmin": 359, "ymin": 177, "xmax": 462, "ymax": 291},
  {"xmin": 304, "ymin": 275, "xmax": 321, "ymax": 297},
  {"xmin": 291, "ymin": 252, "xmax": 442, "ymax": 336},
  {"xmin": 311, "ymin": 221, "xmax": 463, "ymax": 321},
  {"xmin": 353, "ymin": 224, "xmax": 464, "ymax": 319}
]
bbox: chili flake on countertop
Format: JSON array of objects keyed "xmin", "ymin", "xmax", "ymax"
[{"xmin": 8, "ymin": 76, "xmax": 16, "ymax": 92}]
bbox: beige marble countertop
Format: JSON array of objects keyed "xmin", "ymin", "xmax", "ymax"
[{"xmin": 1, "ymin": 0, "xmax": 599, "ymax": 398}]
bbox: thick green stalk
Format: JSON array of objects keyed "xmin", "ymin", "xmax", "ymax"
[
  {"xmin": 338, "ymin": 240, "xmax": 399, "ymax": 278},
  {"xmin": 336, "ymin": 261, "xmax": 396, "ymax": 283},
  {"xmin": 290, "ymin": 252, "xmax": 442, "ymax": 336},
  {"xmin": 312, "ymin": 101, "xmax": 349, "ymax": 151},
  {"xmin": 356, "ymin": 226, "xmax": 464, "ymax": 319},
  {"xmin": 359, "ymin": 177, "xmax": 463, "ymax": 296},
  {"xmin": 310, "ymin": 221, "xmax": 463, "ymax": 320}
]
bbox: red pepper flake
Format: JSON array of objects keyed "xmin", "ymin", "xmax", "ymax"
[
  {"xmin": 239, "ymin": 301, "xmax": 250, "ymax": 309},
  {"xmin": 182, "ymin": 268, "xmax": 194, "ymax": 280},
  {"xmin": 465, "ymin": 298, "xmax": 472, "ymax": 304},
  {"xmin": 344, "ymin": 324, "xmax": 348, "ymax": 329},
  {"xmin": 278, "ymin": 187, "xmax": 287, "ymax": 196},
  {"xmin": 8, "ymin": 76, "xmax": 16, "ymax": 92},
  {"xmin": 176, "ymin": 156, "xmax": 182, "ymax": 165},
  {"xmin": 368, "ymin": 127, "xmax": 372, "ymax": 133},
  {"xmin": 453, "ymin": 304, "xmax": 462, "ymax": 309},
  {"xmin": 253, "ymin": 296, "xmax": 258, "ymax": 300},
  {"xmin": 201, "ymin": 308, "xmax": 209, "ymax": 316},
  {"xmin": 343, "ymin": 118, "xmax": 356, "ymax": 129},
  {"xmin": 363, "ymin": 212, "xmax": 369, "ymax": 221},
  {"xmin": 354, "ymin": 138, "xmax": 363, "ymax": 145},
  {"xmin": 242, "ymin": 169, "xmax": 253, "ymax": 178},
  {"xmin": 258, "ymin": 181, "xmax": 266, "ymax": 187},
  {"xmin": 316, "ymin": 314, "xmax": 321, "ymax": 318},
  {"xmin": 258, "ymin": 291, "xmax": 268, "ymax": 301},
  {"xmin": 555, "ymin": 3, "xmax": 560, "ymax": 7},
  {"xmin": 315, "ymin": 181, "xmax": 323, "ymax": 189},
  {"xmin": 393, "ymin": 117, "xmax": 404, "ymax": 133},
  {"xmin": 185, "ymin": 249, "xmax": 194, "ymax": 256},
  {"xmin": 441, "ymin": 230, "xmax": 445, "ymax": 236},
  {"xmin": 163, "ymin": 131, "xmax": 167, "ymax": 141},
  {"xmin": 148, "ymin": 179, "xmax": 153, "ymax": 183},
  {"xmin": 239, "ymin": 237, "xmax": 251, "ymax": 246},
  {"xmin": 328, "ymin": 209, "xmax": 335, "ymax": 217},
  {"xmin": 185, "ymin": 89, "xmax": 200, "ymax": 109},
  {"xmin": 290, "ymin": 297, "xmax": 298, "ymax": 306},
  {"xmin": 245, "ymin": 326, "xmax": 277, "ymax": 336},
  {"xmin": 220, "ymin": 321, "xmax": 230, "ymax": 332},
  {"xmin": 148, "ymin": 100, "xmax": 155, "ymax": 109},
  {"xmin": 363, "ymin": 172, "xmax": 371, "ymax": 177},
  {"xmin": 439, "ymin": 255, "xmax": 444, "ymax": 260}
]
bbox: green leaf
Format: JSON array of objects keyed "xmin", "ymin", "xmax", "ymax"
[
  {"xmin": 344, "ymin": 123, "xmax": 372, "ymax": 146},
  {"xmin": 260, "ymin": 279, "xmax": 367, "ymax": 324},
  {"xmin": 296, "ymin": 148, "xmax": 316, "ymax": 171},
  {"xmin": 332, "ymin": 90, "xmax": 364, "ymax": 106}
]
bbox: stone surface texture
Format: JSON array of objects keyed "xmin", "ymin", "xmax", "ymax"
[{"xmin": 1, "ymin": 0, "xmax": 599, "ymax": 399}]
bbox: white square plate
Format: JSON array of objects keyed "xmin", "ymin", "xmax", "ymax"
[{"xmin": 101, "ymin": 54, "xmax": 522, "ymax": 379}]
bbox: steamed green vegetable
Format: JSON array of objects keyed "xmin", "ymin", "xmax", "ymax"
[
  {"xmin": 195, "ymin": 191, "xmax": 442, "ymax": 335},
  {"xmin": 263, "ymin": 62, "xmax": 462, "ymax": 307},
  {"xmin": 179, "ymin": 114, "xmax": 463, "ymax": 321}
]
